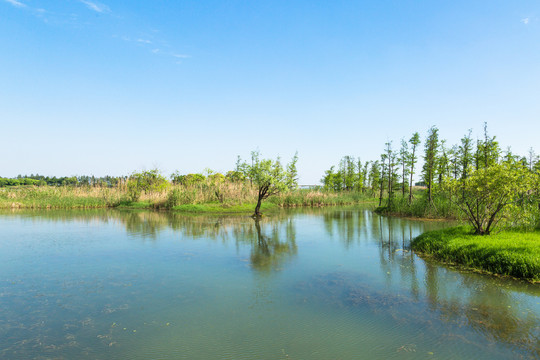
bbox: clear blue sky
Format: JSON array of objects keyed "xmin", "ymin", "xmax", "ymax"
[{"xmin": 1, "ymin": 0, "xmax": 539, "ymax": 184}]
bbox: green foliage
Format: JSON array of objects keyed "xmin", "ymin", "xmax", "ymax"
[
  {"xmin": 184, "ymin": 173, "xmax": 205, "ymax": 185},
  {"xmin": 239, "ymin": 151, "xmax": 298, "ymax": 216},
  {"xmin": 322, "ymin": 156, "xmax": 369, "ymax": 193},
  {"xmin": 322, "ymin": 166, "xmax": 343, "ymax": 191},
  {"xmin": 368, "ymin": 161, "xmax": 380, "ymax": 195},
  {"xmin": 225, "ymin": 170, "xmax": 245, "ymax": 182},
  {"xmin": 171, "ymin": 202, "xmax": 277, "ymax": 213},
  {"xmin": 207, "ymin": 173, "xmax": 225, "ymax": 184},
  {"xmin": 445, "ymin": 162, "xmax": 534, "ymax": 234},
  {"xmin": 165, "ymin": 188, "xmax": 182, "ymax": 208},
  {"xmin": 170, "ymin": 173, "xmax": 206, "ymax": 186},
  {"xmin": 286, "ymin": 151, "xmax": 299, "ymax": 190},
  {"xmin": 407, "ymin": 132, "xmax": 422, "ymax": 204},
  {"xmin": 474, "ymin": 122, "xmax": 500, "ymax": 170},
  {"xmin": 0, "ymin": 174, "xmax": 122, "ymax": 187},
  {"xmin": 127, "ymin": 169, "xmax": 169, "ymax": 201},
  {"xmin": 0, "ymin": 186, "xmax": 116, "ymax": 209},
  {"xmin": 269, "ymin": 188, "xmax": 374, "ymax": 207},
  {"xmin": 459, "ymin": 130, "xmax": 474, "ymax": 179},
  {"xmin": 412, "ymin": 226, "xmax": 540, "ymax": 281},
  {"xmin": 422, "ymin": 126, "xmax": 439, "ymax": 204}
]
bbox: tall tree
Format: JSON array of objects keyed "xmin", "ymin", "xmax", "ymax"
[
  {"xmin": 240, "ymin": 151, "xmax": 297, "ymax": 217},
  {"xmin": 384, "ymin": 142, "xmax": 397, "ymax": 209},
  {"xmin": 286, "ymin": 151, "xmax": 299, "ymax": 190},
  {"xmin": 527, "ymin": 147, "xmax": 538, "ymax": 172},
  {"xmin": 478, "ymin": 122, "xmax": 500, "ymax": 169},
  {"xmin": 379, "ymin": 154, "xmax": 387, "ymax": 206},
  {"xmin": 459, "ymin": 129, "xmax": 474, "ymax": 179},
  {"xmin": 408, "ymin": 132, "xmax": 421, "ymax": 204},
  {"xmin": 356, "ymin": 158, "xmax": 364, "ymax": 193},
  {"xmin": 368, "ymin": 161, "xmax": 380, "ymax": 197},
  {"xmin": 437, "ymin": 140, "xmax": 449, "ymax": 185},
  {"xmin": 422, "ymin": 126, "xmax": 439, "ymax": 205},
  {"xmin": 362, "ymin": 161, "xmax": 370, "ymax": 193},
  {"xmin": 399, "ymin": 139, "xmax": 410, "ymax": 197},
  {"xmin": 341, "ymin": 156, "xmax": 356, "ymax": 191},
  {"xmin": 448, "ymin": 145, "xmax": 460, "ymax": 179},
  {"xmin": 322, "ymin": 166, "xmax": 336, "ymax": 190}
]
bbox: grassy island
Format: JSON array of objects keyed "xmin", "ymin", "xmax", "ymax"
[{"xmin": 411, "ymin": 226, "xmax": 540, "ymax": 282}]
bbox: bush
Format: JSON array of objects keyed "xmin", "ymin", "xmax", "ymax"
[
  {"xmin": 127, "ymin": 169, "xmax": 170, "ymax": 201},
  {"xmin": 166, "ymin": 189, "xmax": 182, "ymax": 208}
]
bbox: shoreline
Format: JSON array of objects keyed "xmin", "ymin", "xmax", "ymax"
[{"xmin": 411, "ymin": 226, "xmax": 540, "ymax": 283}]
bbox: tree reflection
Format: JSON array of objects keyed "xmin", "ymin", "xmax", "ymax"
[
  {"xmin": 319, "ymin": 208, "xmax": 540, "ymax": 357},
  {"xmin": 3, "ymin": 208, "xmax": 539, "ymax": 357},
  {"xmin": 245, "ymin": 219, "xmax": 297, "ymax": 273},
  {"xmin": 117, "ymin": 210, "xmax": 298, "ymax": 273}
]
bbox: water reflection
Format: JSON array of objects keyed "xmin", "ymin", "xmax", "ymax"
[
  {"xmin": 1, "ymin": 208, "xmax": 539, "ymax": 359},
  {"xmin": 0, "ymin": 209, "xmax": 298, "ymax": 273},
  {"xmin": 318, "ymin": 209, "xmax": 540, "ymax": 358}
]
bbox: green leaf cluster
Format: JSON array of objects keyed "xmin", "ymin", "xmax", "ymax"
[
  {"xmin": 239, "ymin": 151, "xmax": 299, "ymax": 216},
  {"xmin": 444, "ymin": 162, "xmax": 534, "ymax": 234},
  {"xmin": 127, "ymin": 169, "xmax": 169, "ymax": 201}
]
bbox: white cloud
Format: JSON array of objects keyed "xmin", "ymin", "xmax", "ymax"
[
  {"xmin": 521, "ymin": 17, "xmax": 530, "ymax": 25},
  {"xmin": 137, "ymin": 39, "xmax": 152, "ymax": 44},
  {"xmin": 4, "ymin": 0, "xmax": 27, "ymax": 8},
  {"xmin": 79, "ymin": 0, "xmax": 109, "ymax": 13},
  {"xmin": 173, "ymin": 54, "xmax": 190, "ymax": 59},
  {"xmin": 151, "ymin": 49, "xmax": 160, "ymax": 54}
]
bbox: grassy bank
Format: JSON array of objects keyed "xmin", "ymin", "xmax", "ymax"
[
  {"xmin": 0, "ymin": 185, "xmax": 375, "ymax": 213},
  {"xmin": 411, "ymin": 226, "xmax": 540, "ymax": 282}
]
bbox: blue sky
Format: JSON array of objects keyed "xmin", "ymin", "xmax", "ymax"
[{"xmin": 1, "ymin": 0, "xmax": 539, "ymax": 184}]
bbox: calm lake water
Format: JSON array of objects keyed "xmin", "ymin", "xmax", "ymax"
[{"xmin": 0, "ymin": 207, "xmax": 538, "ymax": 359}]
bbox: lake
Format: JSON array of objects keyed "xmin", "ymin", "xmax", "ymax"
[{"xmin": 0, "ymin": 207, "xmax": 538, "ymax": 359}]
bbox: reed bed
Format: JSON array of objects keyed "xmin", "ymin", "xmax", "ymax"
[
  {"xmin": 0, "ymin": 183, "xmax": 375, "ymax": 211},
  {"xmin": 0, "ymin": 186, "xmax": 122, "ymax": 209}
]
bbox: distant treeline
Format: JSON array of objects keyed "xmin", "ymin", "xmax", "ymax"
[
  {"xmin": 0, "ymin": 171, "xmax": 245, "ymax": 188},
  {"xmin": 0, "ymin": 175, "xmax": 126, "ymax": 187}
]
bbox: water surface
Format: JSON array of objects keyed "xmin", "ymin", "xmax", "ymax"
[{"xmin": 0, "ymin": 208, "xmax": 538, "ymax": 359}]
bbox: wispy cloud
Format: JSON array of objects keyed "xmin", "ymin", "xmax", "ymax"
[
  {"xmin": 6, "ymin": 0, "xmax": 188, "ymax": 64},
  {"xmin": 116, "ymin": 36, "xmax": 190, "ymax": 62},
  {"xmin": 4, "ymin": 0, "xmax": 27, "ymax": 8},
  {"xmin": 79, "ymin": 0, "xmax": 109, "ymax": 13},
  {"xmin": 521, "ymin": 17, "xmax": 530, "ymax": 25}
]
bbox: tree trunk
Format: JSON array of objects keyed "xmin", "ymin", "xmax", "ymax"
[
  {"xmin": 254, "ymin": 196, "xmax": 263, "ymax": 217},
  {"xmin": 253, "ymin": 186, "xmax": 268, "ymax": 217}
]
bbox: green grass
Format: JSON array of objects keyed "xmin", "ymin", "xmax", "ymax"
[
  {"xmin": 411, "ymin": 226, "xmax": 540, "ymax": 282},
  {"xmin": 172, "ymin": 202, "xmax": 277, "ymax": 213},
  {"xmin": 0, "ymin": 187, "xmax": 113, "ymax": 209},
  {"xmin": 115, "ymin": 200, "xmax": 153, "ymax": 209}
]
